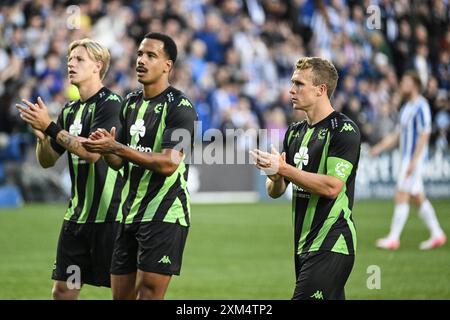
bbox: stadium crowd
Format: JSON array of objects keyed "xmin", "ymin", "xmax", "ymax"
[{"xmin": 0, "ymin": 0, "xmax": 449, "ymax": 161}]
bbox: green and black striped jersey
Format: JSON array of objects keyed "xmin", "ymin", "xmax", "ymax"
[
  {"xmin": 283, "ymin": 111, "xmax": 361, "ymax": 256},
  {"xmin": 117, "ymin": 86, "xmax": 197, "ymax": 226},
  {"xmin": 50, "ymin": 87, "xmax": 124, "ymax": 223}
]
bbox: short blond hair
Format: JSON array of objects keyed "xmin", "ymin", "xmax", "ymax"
[
  {"xmin": 296, "ymin": 57, "xmax": 338, "ymax": 99},
  {"xmin": 68, "ymin": 38, "xmax": 110, "ymax": 80}
]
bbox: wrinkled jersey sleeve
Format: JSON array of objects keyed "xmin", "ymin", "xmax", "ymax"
[
  {"xmin": 161, "ymin": 97, "xmax": 197, "ymax": 153},
  {"xmin": 326, "ymin": 122, "xmax": 361, "ymax": 183},
  {"xmin": 90, "ymin": 96, "xmax": 122, "ymax": 133}
]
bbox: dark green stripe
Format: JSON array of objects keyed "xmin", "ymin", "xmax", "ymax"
[
  {"xmin": 123, "ymin": 102, "xmax": 135, "ymax": 119},
  {"xmin": 126, "ymin": 102, "xmax": 167, "ymax": 223},
  {"xmin": 79, "ymin": 102, "xmax": 97, "ymax": 223},
  {"xmin": 141, "ymin": 161, "xmax": 185, "ymax": 222},
  {"xmin": 64, "ymin": 103, "xmax": 87, "ymax": 221},
  {"xmin": 117, "ymin": 163, "xmax": 132, "ymax": 221},
  {"xmin": 331, "ymin": 234, "xmax": 349, "ymax": 254},
  {"xmin": 297, "ymin": 131, "xmax": 330, "ymax": 253},
  {"xmin": 78, "ymin": 162, "xmax": 95, "ymax": 223},
  {"xmin": 291, "ymin": 127, "xmax": 315, "ymax": 226},
  {"xmin": 162, "ymin": 162, "xmax": 189, "ymax": 226},
  {"xmin": 287, "ymin": 129, "xmax": 294, "ymax": 147},
  {"xmin": 95, "ymin": 167, "xmax": 120, "ymax": 222},
  {"xmin": 62, "ymin": 107, "xmax": 71, "ymax": 129},
  {"xmin": 308, "ymin": 187, "xmax": 349, "ymax": 252},
  {"xmin": 177, "ymin": 161, "xmax": 190, "ymax": 225}
]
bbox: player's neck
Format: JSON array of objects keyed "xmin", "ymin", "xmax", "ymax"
[
  {"xmin": 78, "ymin": 80, "xmax": 103, "ymax": 102},
  {"xmin": 305, "ymin": 101, "xmax": 334, "ymax": 126},
  {"xmin": 143, "ymin": 80, "xmax": 170, "ymax": 99},
  {"xmin": 408, "ymin": 91, "xmax": 420, "ymax": 102}
]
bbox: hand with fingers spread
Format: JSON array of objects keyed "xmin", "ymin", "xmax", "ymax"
[
  {"xmin": 82, "ymin": 127, "xmax": 118, "ymax": 154},
  {"xmin": 249, "ymin": 145, "xmax": 286, "ymax": 181},
  {"xmin": 16, "ymin": 97, "xmax": 52, "ymax": 132}
]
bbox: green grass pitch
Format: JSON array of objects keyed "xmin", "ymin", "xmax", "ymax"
[{"xmin": 0, "ymin": 200, "xmax": 449, "ymax": 299}]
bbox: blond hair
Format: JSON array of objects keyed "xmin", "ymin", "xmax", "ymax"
[
  {"xmin": 295, "ymin": 57, "xmax": 339, "ymax": 99},
  {"xmin": 68, "ymin": 38, "xmax": 110, "ymax": 80}
]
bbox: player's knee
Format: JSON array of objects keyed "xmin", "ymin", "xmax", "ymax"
[
  {"xmin": 112, "ymin": 290, "xmax": 136, "ymax": 300},
  {"xmin": 52, "ymin": 281, "xmax": 81, "ymax": 300},
  {"xmin": 395, "ymin": 191, "xmax": 409, "ymax": 204},
  {"xmin": 410, "ymin": 193, "xmax": 424, "ymax": 208},
  {"xmin": 136, "ymin": 283, "xmax": 164, "ymax": 300},
  {"xmin": 412, "ymin": 199, "xmax": 421, "ymax": 209},
  {"xmin": 52, "ymin": 283, "xmax": 74, "ymax": 300},
  {"xmin": 112, "ymin": 285, "xmax": 136, "ymax": 300}
]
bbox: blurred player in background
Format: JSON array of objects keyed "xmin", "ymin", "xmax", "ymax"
[
  {"xmin": 17, "ymin": 39, "xmax": 123, "ymax": 299},
  {"xmin": 250, "ymin": 57, "xmax": 361, "ymax": 300},
  {"xmin": 372, "ymin": 70, "xmax": 447, "ymax": 250},
  {"xmin": 82, "ymin": 33, "xmax": 197, "ymax": 300}
]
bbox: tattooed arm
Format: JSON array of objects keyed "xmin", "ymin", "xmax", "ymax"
[
  {"xmin": 55, "ymin": 130, "xmax": 101, "ymax": 162},
  {"xmin": 34, "ymin": 129, "xmax": 101, "ymax": 168}
]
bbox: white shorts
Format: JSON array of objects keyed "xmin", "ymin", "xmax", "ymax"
[{"xmin": 396, "ymin": 160, "xmax": 424, "ymax": 195}]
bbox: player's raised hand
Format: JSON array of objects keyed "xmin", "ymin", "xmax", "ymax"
[
  {"xmin": 16, "ymin": 100, "xmax": 46, "ymax": 140},
  {"xmin": 82, "ymin": 127, "xmax": 117, "ymax": 154},
  {"xmin": 267, "ymin": 145, "xmax": 286, "ymax": 181},
  {"xmin": 250, "ymin": 145, "xmax": 285, "ymax": 179},
  {"xmin": 16, "ymin": 97, "xmax": 51, "ymax": 131},
  {"xmin": 16, "ymin": 100, "xmax": 37, "ymax": 123}
]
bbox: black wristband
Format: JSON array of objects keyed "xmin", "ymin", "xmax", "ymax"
[{"xmin": 44, "ymin": 121, "xmax": 63, "ymax": 140}]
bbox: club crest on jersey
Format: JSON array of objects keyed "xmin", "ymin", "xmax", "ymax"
[
  {"xmin": 69, "ymin": 119, "xmax": 82, "ymax": 136},
  {"xmin": 334, "ymin": 161, "xmax": 351, "ymax": 179},
  {"xmin": 318, "ymin": 128, "xmax": 328, "ymax": 140},
  {"xmin": 154, "ymin": 103, "xmax": 163, "ymax": 114},
  {"xmin": 88, "ymin": 103, "xmax": 95, "ymax": 113},
  {"xmin": 294, "ymin": 146, "xmax": 309, "ymax": 169},
  {"xmin": 130, "ymin": 119, "xmax": 146, "ymax": 143}
]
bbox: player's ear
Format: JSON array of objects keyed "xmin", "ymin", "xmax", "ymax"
[
  {"xmin": 317, "ymin": 84, "xmax": 327, "ymax": 97},
  {"xmin": 94, "ymin": 61, "xmax": 102, "ymax": 75},
  {"xmin": 164, "ymin": 59, "xmax": 173, "ymax": 73}
]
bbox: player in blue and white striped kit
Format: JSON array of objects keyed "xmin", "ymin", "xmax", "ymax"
[{"xmin": 371, "ymin": 70, "xmax": 446, "ymax": 250}]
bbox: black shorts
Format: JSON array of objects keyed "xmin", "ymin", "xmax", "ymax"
[
  {"xmin": 292, "ymin": 251, "xmax": 354, "ymax": 300},
  {"xmin": 110, "ymin": 221, "xmax": 188, "ymax": 276},
  {"xmin": 52, "ymin": 220, "xmax": 120, "ymax": 288}
]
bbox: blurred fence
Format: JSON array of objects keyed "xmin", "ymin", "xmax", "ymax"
[{"xmin": 189, "ymin": 147, "xmax": 450, "ymax": 202}]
